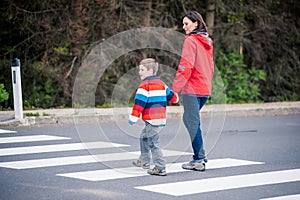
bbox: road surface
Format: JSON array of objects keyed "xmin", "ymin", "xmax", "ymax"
[{"xmin": 0, "ymin": 114, "xmax": 299, "ymax": 200}]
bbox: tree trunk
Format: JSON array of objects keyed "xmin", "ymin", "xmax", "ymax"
[
  {"xmin": 205, "ymin": 0, "xmax": 215, "ymax": 36},
  {"xmin": 143, "ymin": 1, "xmax": 152, "ymax": 27},
  {"xmin": 142, "ymin": 0, "xmax": 152, "ymax": 59}
]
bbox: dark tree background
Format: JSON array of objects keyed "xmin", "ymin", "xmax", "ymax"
[{"xmin": 0, "ymin": 0, "xmax": 299, "ymax": 109}]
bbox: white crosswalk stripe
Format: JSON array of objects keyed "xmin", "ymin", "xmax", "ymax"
[
  {"xmin": 0, "ymin": 149, "xmax": 191, "ymax": 169},
  {"xmin": 135, "ymin": 168, "xmax": 300, "ymax": 196},
  {"xmin": 56, "ymin": 158, "xmax": 264, "ymax": 181},
  {"xmin": 0, "ymin": 135, "xmax": 70, "ymax": 144},
  {"xmin": 0, "ymin": 129, "xmax": 16, "ymax": 134},
  {"xmin": 0, "ymin": 141, "xmax": 129, "ymax": 156},
  {"xmin": 260, "ymin": 194, "xmax": 300, "ymax": 200}
]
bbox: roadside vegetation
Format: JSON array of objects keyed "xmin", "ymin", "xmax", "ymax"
[{"xmin": 0, "ymin": 0, "xmax": 299, "ymax": 110}]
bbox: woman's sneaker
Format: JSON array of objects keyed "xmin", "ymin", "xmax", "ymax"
[
  {"xmin": 132, "ymin": 160, "xmax": 150, "ymax": 169},
  {"xmin": 147, "ymin": 168, "xmax": 167, "ymax": 176},
  {"xmin": 182, "ymin": 161, "xmax": 206, "ymax": 171}
]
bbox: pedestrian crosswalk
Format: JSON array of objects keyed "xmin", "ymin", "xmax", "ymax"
[
  {"xmin": 0, "ymin": 128, "xmax": 299, "ymax": 199},
  {"xmin": 56, "ymin": 158, "xmax": 263, "ymax": 181}
]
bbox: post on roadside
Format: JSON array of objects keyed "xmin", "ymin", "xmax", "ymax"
[{"xmin": 11, "ymin": 58, "xmax": 23, "ymax": 120}]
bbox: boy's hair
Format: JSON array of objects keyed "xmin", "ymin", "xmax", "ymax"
[{"xmin": 139, "ymin": 58, "xmax": 159, "ymax": 75}]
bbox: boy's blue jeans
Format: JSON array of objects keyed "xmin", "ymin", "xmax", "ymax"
[
  {"xmin": 139, "ymin": 123, "xmax": 166, "ymax": 170},
  {"xmin": 182, "ymin": 94, "xmax": 208, "ymax": 162}
]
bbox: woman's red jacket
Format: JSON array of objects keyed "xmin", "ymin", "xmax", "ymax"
[{"xmin": 172, "ymin": 32, "xmax": 214, "ymax": 96}]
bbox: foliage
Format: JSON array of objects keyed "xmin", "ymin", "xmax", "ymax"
[
  {"xmin": 213, "ymin": 0, "xmax": 300, "ymax": 102},
  {"xmin": 0, "ymin": 0, "xmax": 298, "ymax": 109},
  {"xmin": 0, "ymin": 83, "xmax": 9, "ymax": 105},
  {"xmin": 25, "ymin": 112, "xmax": 40, "ymax": 117},
  {"xmin": 216, "ymin": 51, "xmax": 266, "ymax": 103}
]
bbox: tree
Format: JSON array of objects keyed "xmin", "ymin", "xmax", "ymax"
[{"xmin": 0, "ymin": 0, "xmax": 298, "ymax": 109}]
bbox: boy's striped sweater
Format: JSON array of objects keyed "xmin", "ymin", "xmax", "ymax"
[{"xmin": 129, "ymin": 76, "xmax": 179, "ymax": 126}]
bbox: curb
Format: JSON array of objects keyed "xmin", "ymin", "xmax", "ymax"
[{"xmin": 0, "ymin": 102, "xmax": 300, "ymax": 127}]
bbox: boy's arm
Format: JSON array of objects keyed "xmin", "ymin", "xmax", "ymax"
[
  {"xmin": 166, "ymin": 86, "xmax": 179, "ymax": 104},
  {"xmin": 128, "ymin": 85, "xmax": 149, "ymax": 125}
]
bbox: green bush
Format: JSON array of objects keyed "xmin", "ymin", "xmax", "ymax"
[
  {"xmin": 216, "ymin": 51, "xmax": 266, "ymax": 103},
  {"xmin": 25, "ymin": 112, "xmax": 40, "ymax": 117},
  {"xmin": 0, "ymin": 83, "xmax": 9, "ymax": 104}
]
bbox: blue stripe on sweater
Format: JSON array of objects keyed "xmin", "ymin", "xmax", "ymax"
[
  {"xmin": 135, "ymin": 94, "xmax": 167, "ymax": 104},
  {"xmin": 134, "ymin": 99, "xmax": 147, "ymax": 108},
  {"xmin": 166, "ymin": 88, "xmax": 175, "ymax": 101},
  {"xmin": 135, "ymin": 93, "xmax": 148, "ymax": 102},
  {"xmin": 144, "ymin": 101, "xmax": 167, "ymax": 108},
  {"xmin": 148, "ymin": 96, "xmax": 167, "ymax": 103},
  {"xmin": 133, "ymin": 99, "xmax": 166, "ymax": 109}
]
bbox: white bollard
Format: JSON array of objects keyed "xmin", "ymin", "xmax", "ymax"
[{"xmin": 11, "ymin": 58, "xmax": 23, "ymax": 120}]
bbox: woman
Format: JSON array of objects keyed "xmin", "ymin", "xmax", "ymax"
[{"xmin": 172, "ymin": 11, "xmax": 214, "ymax": 171}]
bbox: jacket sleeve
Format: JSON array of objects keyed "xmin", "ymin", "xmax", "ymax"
[
  {"xmin": 128, "ymin": 84, "xmax": 149, "ymax": 124},
  {"xmin": 166, "ymin": 86, "xmax": 179, "ymax": 103},
  {"xmin": 172, "ymin": 37, "xmax": 196, "ymax": 93}
]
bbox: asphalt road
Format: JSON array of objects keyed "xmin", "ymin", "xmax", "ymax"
[{"xmin": 0, "ymin": 114, "xmax": 299, "ymax": 200}]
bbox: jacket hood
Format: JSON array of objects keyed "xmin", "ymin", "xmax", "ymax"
[{"xmin": 185, "ymin": 31, "xmax": 213, "ymax": 50}]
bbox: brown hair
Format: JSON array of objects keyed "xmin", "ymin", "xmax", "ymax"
[
  {"xmin": 183, "ymin": 11, "xmax": 207, "ymax": 32},
  {"xmin": 139, "ymin": 58, "xmax": 158, "ymax": 75}
]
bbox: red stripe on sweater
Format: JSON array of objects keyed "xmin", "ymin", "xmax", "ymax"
[{"xmin": 142, "ymin": 107, "xmax": 166, "ymax": 120}]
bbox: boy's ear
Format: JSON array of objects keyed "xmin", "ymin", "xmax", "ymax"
[{"xmin": 151, "ymin": 68, "xmax": 155, "ymax": 75}]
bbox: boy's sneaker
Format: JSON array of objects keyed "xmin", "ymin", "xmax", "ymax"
[
  {"xmin": 147, "ymin": 168, "xmax": 167, "ymax": 176},
  {"xmin": 132, "ymin": 160, "xmax": 150, "ymax": 169},
  {"xmin": 182, "ymin": 161, "xmax": 206, "ymax": 171}
]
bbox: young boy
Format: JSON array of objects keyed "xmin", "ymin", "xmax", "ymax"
[{"xmin": 128, "ymin": 58, "xmax": 179, "ymax": 176}]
